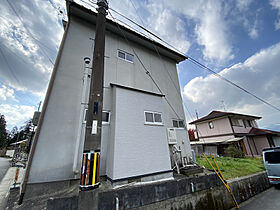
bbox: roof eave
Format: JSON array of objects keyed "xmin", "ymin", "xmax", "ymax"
[{"xmin": 67, "ymin": 1, "xmax": 187, "ymax": 63}]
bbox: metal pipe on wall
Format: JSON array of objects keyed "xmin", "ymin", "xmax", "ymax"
[{"xmin": 73, "ymin": 58, "xmax": 91, "ymax": 177}]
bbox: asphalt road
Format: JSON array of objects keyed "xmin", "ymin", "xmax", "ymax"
[
  {"xmin": 0, "ymin": 157, "xmax": 10, "ymax": 182},
  {"xmin": 239, "ymin": 186, "xmax": 280, "ymax": 210}
]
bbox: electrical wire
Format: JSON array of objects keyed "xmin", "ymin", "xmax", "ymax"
[
  {"xmin": 108, "ymin": 10, "xmax": 183, "ymax": 121},
  {"xmin": 5, "ymin": 0, "xmax": 55, "ymax": 66},
  {"xmin": 108, "ymin": 6, "xmax": 280, "ymax": 113},
  {"xmin": 0, "ymin": 47, "xmax": 20, "ymax": 85},
  {"xmin": 126, "ymin": 0, "xmax": 196, "ymax": 121}
]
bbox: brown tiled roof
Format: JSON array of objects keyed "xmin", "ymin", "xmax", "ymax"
[
  {"xmin": 248, "ymin": 127, "xmax": 280, "ymax": 136},
  {"xmin": 189, "ymin": 110, "xmax": 261, "ymax": 124}
]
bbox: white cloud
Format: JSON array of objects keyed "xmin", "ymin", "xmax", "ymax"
[
  {"xmin": 0, "ymin": 0, "xmax": 64, "ymax": 97},
  {"xmin": 236, "ymin": 0, "xmax": 253, "ymax": 11},
  {"xmin": 0, "ymin": 104, "xmax": 35, "ymax": 129},
  {"xmin": 146, "ymin": 2, "xmax": 190, "ymax": 53},
  {"xmin": 160, "ymin": 0, "xmax": 233, "ymax": 62},
  {"xmin": 183, "ymin": 42, "xmax": 280, "ymax": 129},
  {"xmin": 270, "ymin": 0, "xmax": 280, "ymax": 30},
  {"xmin": 0, "ymin": 85, "xmax": 16, "ymax": 101}
]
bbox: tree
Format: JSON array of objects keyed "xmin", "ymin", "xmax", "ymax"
[
  {"xmin": 0, "ymin": 114, "xmax": 8, "ymax": 148},
  {"xmin": 20, "ymin": 119, "xmax": 33, "ymax": 140},
  {"xmin": 8, "ymin": 126, "xmax": 19, "ymax": 145}
]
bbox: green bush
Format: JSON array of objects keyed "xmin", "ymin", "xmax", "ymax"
[{"xmin": 225, "ymin": 144, "xmax": 244, "ymax": 158}]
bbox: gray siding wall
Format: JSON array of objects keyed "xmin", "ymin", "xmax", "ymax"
[
  {"xmin": 28, "ymin": 14, "xmax": 190, "ymax": 183},
  {"xmin": 107, "ymin": 86, "xmax": 171, "ymax": 180}
]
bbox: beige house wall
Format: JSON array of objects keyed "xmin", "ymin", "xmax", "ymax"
[{"xmin": 196, "ymin": 117, "xmax": 233, "ymax": 137}]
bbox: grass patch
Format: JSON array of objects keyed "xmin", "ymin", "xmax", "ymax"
[{"xmin": 196, "ymin": 156, "xmax": 266, "ymax": 180}]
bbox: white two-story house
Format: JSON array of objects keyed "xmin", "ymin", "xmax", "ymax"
[
  {"xmin": 190, "ymin": 110, "xmax": 280, "ymax": 157},
  {"xmin": 24, "ymin": 0, "xmax": 192, "ymax": 195}
]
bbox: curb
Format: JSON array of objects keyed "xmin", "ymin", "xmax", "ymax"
[{"xmin": 0, "ymin": 167, "xmax": 25, "ymax": 210}]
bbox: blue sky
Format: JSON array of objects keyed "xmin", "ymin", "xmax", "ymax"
[{"xmin": 1, "ymin": 0, "xmax": 280, "ymax": 131}]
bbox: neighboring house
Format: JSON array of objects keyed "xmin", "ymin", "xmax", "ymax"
[
  {"xmin": 190, "ymin": 110, "xmax": 280, "ymax": 157},
  {"xmin": 25, "ymin": 0, "xmax": 192, "ymax": 192}
]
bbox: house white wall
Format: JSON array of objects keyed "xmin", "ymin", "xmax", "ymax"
[
  {"xmin": 107, "ymin": 86, "xmax": 172, "ymax": 180},
  {"xmin": 28, "ymin": 11, "xmax": 190, "ymax": 184}
]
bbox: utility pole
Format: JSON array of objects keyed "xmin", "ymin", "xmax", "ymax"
[
  {"xmin": 80, "ymin": 0, "xmax": 108, "ymax": 189},
  {"xmin": 79, "ymin": 1, "xmax": 108, "ymax": 209}
]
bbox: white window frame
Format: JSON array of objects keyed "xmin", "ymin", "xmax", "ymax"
[
  {"xmin": 117, "ymin": 49, "xmax": 134, "ymax": 63},
  {"xmin": 102, "ymin": 110, "xmax": 110, "ymax": 125},
  {"xmin": 83, "ymin": 109, "xmax": 110, "ymax": 125},
  {"xmin": 144, "ymin": 111, "xmax": 163, "ymax": 126},
  {"xmin": 172, "ymin": 119, "xmax": 185, "ymax": 128}
]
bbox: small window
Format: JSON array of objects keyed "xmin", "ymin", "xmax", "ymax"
[
  {"xmin": 172, "ymin": 119, "xmax": 184, "ymax": 128},
  {"xmin": 231, "ymin": 118, "xmax": 240, "ymax": 126},
  {"xmin": 248, "ymin": 120, "xmax": 252, "ymax": 127},
  {"xmin": 145, "ymin": 112, "xmax": 154, "ymax": 123},
  {"xmin": 173, "ymin": 120, "xmax": 178, "ymax": 128},
  {"xmin": 244, "ymin": 120, "xmax": 252, "ymax": 127},
  {"xmin": 83, "ymin": 109, "xmax": 110, "ymax": 124},
  {"xmin": 144, "ymin": 111, "xmax": 163, "ymax": 125},
  {"xmin": 118, "ymin": 50, "xmax": 134, "ymax": 63},
  {"xmin": 126, "ymin": 53, "xmax": 134, "ymax": 62},
  {"xmin": 102, "ymin": 111, "xmax": 110, "ymax": 124},
  {"xmin": 208, "ymin": 121, "xmax": 214, "ymax": 129},
  {"xmin": 118, "ymin": 51, "xmax": 125, "ymax": 59}
]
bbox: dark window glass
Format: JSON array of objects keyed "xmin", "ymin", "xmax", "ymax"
[
  {"xmin": 248, "ymin": 120, "xmax": 252, "ymax": 127},
  {"xmin": 154, "ymin": 113, "xmax": 162, "ymax": 123},
  {"xmin": 126, "ymin": 53, "xmax": 134, "ymax": 62},
  {"xmin": 231, "ymin": 119, "xmax": 240, "ymax": 126},
  {"xmin": 265, "ymin": 152, "xmax": 280, "ymax": 164},
  {"xmin": 173, "ymin": 120, "xmax": 178, "ymax": 128},
  {"xmin": 208, "ymin": 121, "xmax": 214, "ymax": 129},
  {"xmin": 118, "ymin": 51, "xmax": 125, "ymax": 59},
  {"xmin": 145, "ymin": 112, "xmax": 153, "ymax": 122},
  {"xmin": 179, "ymin": 120, "xmax": 184, "ymax": 128},
  {"xmin": 102, "ymin": 112, "xmax": 110, "ymax": 122}
]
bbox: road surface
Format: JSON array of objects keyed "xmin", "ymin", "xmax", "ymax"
[
  {"xmin": 239, "ymin": 186, "xmax": 280, "ymax": 210},
  {"xmin": 0, "ymin": 157, "xmax": 10, "ymax": 182}
]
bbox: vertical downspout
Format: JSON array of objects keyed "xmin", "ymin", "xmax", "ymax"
[{"xmin": 18, "ymin": 18, "xmax": 70, "ymax": 205}]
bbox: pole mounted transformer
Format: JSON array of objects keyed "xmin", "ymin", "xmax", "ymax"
[{"xmin": 80, "ymin": 0, "xmax": 108, "ymax": 190}]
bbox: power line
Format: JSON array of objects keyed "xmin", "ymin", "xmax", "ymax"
[
  {"xmin": 108, "ymin": 7, "xmax": 280, "ymax": 113},
  {"xmin": 5, "ymin": 0, "xmax": 54, "ymax": 66},
  {"xmin": 126, "ymin": 0, "xmax": 196, "ymax": 121},
  {"xmin": 187, "ymin": 57, "xmax": 280, "ymax": 112},
  {"xmin": 108, "ymin": 10, "xmax": 183, "ymax": 121},
  {"xmin": 0, "ymin": 47, "xmax": 20, "ymax": 85}
]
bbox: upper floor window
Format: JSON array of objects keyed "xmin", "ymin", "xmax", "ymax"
[
  {"xmin": 208, "ymin": 121, "xmax": 214, "ymax": 129},
  {"xmin": 172, "ymin": 119, "xmax": 184, "ymax": 128},
  {"xmin": 231, "ymin": 118, "xmax": 241, "ymax": 126},
  {"xmin": 244, "ymin": 120, "xmax": 252, "ymax": 127},
  {"xmin": 144, "ymin": 111, "xmax": 163, "ymax": 125},
  {"xmin": 118, "ymin": 50, "xmax": 134, "ymax": 63}
]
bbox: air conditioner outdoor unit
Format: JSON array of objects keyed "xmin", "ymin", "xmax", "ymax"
[{"xmin": 167, "ymin": 128, "xmax": 177, "ymax": 144}]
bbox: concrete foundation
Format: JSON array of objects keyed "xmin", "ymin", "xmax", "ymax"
[{"xmin": 7, "ymin": 171, "xmax": 270, "ymax": 210}]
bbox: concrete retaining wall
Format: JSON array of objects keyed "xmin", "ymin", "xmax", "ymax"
[
  {"xmin": 45, "ymin": 171, "xmax": 270, "ymax": 210},
  {"xmin": 128, "ymin": 172, "xmax": 269, "ymax": 210}
]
